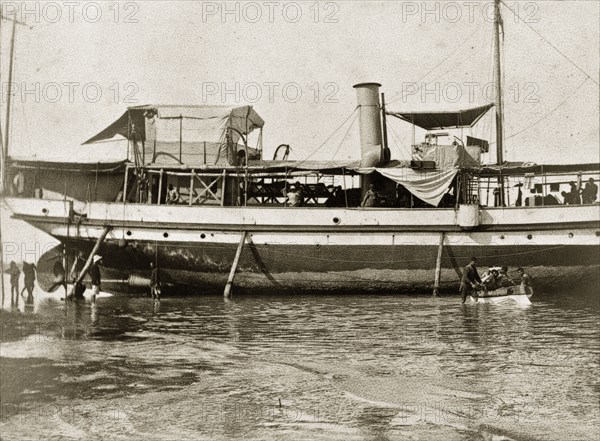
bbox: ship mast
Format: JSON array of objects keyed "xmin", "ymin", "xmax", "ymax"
[
  {"xmin": 493, "ymin": 0, "xmax": 505, "ymax": 206},
  {"xmin": 0, "ymin": 13, "xmax": 28, "ymax": 191}
]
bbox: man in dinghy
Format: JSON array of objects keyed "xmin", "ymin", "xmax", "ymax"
[
  {"xmin": 517, "ymin": 267, "xmax": 533, "ymax": 295},
  {"xmin": 481, "ymin": 267, "xmax": 500, "ymax": 291},
  {"xmin": 497, "ymin": 266, "xmax": 516, "ymax": 287}
]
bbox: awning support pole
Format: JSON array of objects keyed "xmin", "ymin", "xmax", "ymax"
[
  {"xmin": 157, "ymin": 169, "xmax": 163, "ymax": 205},
  {"xmin": 221, "ymin": 170, "xmax": 226, "ymax": 207},
  {"xmin": 433, "ymin": 232, "xmax": 445, "ymax": 296},
  {"xmin": 66, "ymin": 226, "xmax": 111, "ymax": 300},
  {"xmin": 224, "ymin": 231, "xmax": 247, "ymax": 299}
]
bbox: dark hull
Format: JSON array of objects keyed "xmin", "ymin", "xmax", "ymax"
[{"xmin": 38, "ymin": 239, "xmax": 600, "ymax": 295}]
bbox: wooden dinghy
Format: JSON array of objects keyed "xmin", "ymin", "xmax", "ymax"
[{"xmin": 470, "ymin": 285, "xmax": 533, "ymax": 305}]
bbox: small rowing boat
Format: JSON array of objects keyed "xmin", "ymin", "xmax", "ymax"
[{"xmin": 470, "ymin": 285, "xmax": 533, "ymax": 305}]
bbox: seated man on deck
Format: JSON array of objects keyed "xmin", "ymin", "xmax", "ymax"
[
  {"xmin": 284, "ymin": 186, "xmax": 302, "ymax": 207},
  {"xmin": 166, "ymin": 184, "xmax": 180, "ymax": 204},
  {"xmin": 361, "ymin": 184, "xmax": 379, "ymax": 207},
  {"xmin": 561, "ymin": 191, "xmax": 574, "ymax": 205}
]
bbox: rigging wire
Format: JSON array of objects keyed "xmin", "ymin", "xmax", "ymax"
[
  {"xmin": 499, "ymin": 77, "xmax": 589, "ymax": 143},
  {"xmin": 388, "ymin": 122, "xmax": 412, "ymax": 159},
  {"xmin": 387, "ymin": 125, "xmax": 408, "ymax": 159},
  {"xmin": 387, "ymin": 25, "xmax": 481, "ymax": 105},
  {"xmin": 331, "ymin": 111, "xmax": 358, "ymax": 160},
  {"xmin": 426, "ymin": 39, "xmax": 488, "ymax": 86},
  {"xmin": 499, "ymin": 0, "xmax": 598, "ymax": 86},
  {"xmin": 294, "ymin": 107, "xmax": 358, "ymax": 167}
]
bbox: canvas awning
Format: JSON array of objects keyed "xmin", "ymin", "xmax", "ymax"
[
  {"xmin": 387, "ymin": 104, "xmax": 494, "ymax": 130},
  {"xmin": 354, "ymin": 167, "xmax": 458, "ymax": 207},
  {"xmin": 83, "ymin": 105, "xmax": 265, "ymax": 145},
  {"xmin": 472, "ymin": 162, "xmax": 600, "ymax": 176},
  {"xmin": 8, "ymin": 158, "xmax": 127, "ymax": 173}
]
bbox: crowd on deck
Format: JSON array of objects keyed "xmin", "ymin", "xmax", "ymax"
[{"xmin": 561, "ymin": 178, "xmax": 598, "ymax": 205}]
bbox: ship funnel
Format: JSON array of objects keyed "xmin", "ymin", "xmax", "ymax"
[{"xmin": 353, "ymin": 83, "xmax": 383, "ymax": 167}]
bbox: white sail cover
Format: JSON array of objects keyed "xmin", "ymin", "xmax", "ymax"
[{"xmin": 354, "ymin": 167, "xmax": 458, "ymax": 207}]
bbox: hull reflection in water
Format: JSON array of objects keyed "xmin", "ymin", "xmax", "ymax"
[{"xmin": 0, "ymin": 290, "xmax": 598, "ymax": 440}]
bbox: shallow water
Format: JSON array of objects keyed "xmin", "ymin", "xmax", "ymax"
[{"xmin": 0, "ymin": 282, "xmax": 599, "ymax": 440}]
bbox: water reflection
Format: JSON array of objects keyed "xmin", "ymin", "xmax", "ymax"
[{"xmin": 1, "ymin": 288, "xmax": 598, "ymax": 441}]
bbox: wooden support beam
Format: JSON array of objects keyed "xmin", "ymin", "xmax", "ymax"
[
  {"xmin": 224, "ymin": 232, "xmax": 247, "ymax": 299},
  {"xmin": 67, "ymin": 226, "xmax": 111, "ymax": 300},
  {"xmin": 433, "ymin": 232, "xmax": 445, "ymax": 296}
]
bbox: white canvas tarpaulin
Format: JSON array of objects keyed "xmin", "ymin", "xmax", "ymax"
[
  {"xmin": 354, "ymin": 167, "xmax": 458, "ymax": 207},
  {"xmin": 412, "ymin": 143, "xmax": 480, "ymax": 169},
  {"xmin": 83, "ymin": 105, "xmax": 264, "ymax": 166}
]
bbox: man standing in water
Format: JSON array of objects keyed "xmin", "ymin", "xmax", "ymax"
[
  {"xmin": 7, "ymin": 261, "xmax": 21, "ymax": 308},
  {"xmin": 150, "ymin": 262, "xmax": 161, "ymax": 300},
  {"xmin": 90, "ymin": 255, "xmax": 103, "ymax": 303},
  {"xmin": 460, "ymin": 257, "xmax": 482, "ymax": 303},
  {"xmin": 516, "ymin": 267, "xmax": 532, "ymax": 293},
  {"xmin": 21, "ymin": 262, "xmax": 37, "ymax": 305}
]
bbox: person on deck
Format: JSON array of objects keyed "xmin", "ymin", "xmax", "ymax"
[
  {"xmin": 90, "ymin": 255, "xmax": 102, "ymax": 303},
  {"xmin": 515, "ymin": 184, "xmax": 523, "ymax": 207},
  {"xmin": 569, "ymin": 181, "xmax": 581, "ymax": 205},
  {"xmin": 166, "ymin": 184, "xmax": 180, "ymax": 204},
  {"xmin": 582, "ymin": 178, "xmax": 598, "ymax": 204},
  {"xmin": 460, "ymin": 257, "xmax": 482, "ymax": 303},
  {"xmin": 150, "ymin": 262, "xmax": 161, "ymax": 300},
  {"xmin": 284, "ymin": 186, "xmax": 302, "ymax": 207},
  {"xmin": 561, "ymin": 191, "xmax": 574, "ymax": 205},
  {"xmin": 12, "ymin": 171, "xmax": 25, "ymax": 196},
  {"xmin": 361, "ymin": 184, "xmax": 379, "ymax": 207},
  {"xmin": 294, "ymin": 182, "xmax": 305, "ymax": 206}
]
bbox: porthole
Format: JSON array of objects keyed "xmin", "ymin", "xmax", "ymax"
[
  {"xmin": 333, "ymin": 217, "xmax": 341, "ymax": 224},
  {"xmin": 596, "ymin": 231, "xmax": 600, "ymax": 237},
  {"xmin": 163, "ymin": 232, "xmax": 169, "ymax": 238},
  {"xmin": 126, "ymin": 231, "xmax": 132, "ymax": 237},
  {"xmin": 42, "ymin": 208, "xmax": 48, "ymax": 214},
  {"xmin": 527, "ymin": 234, "xmax": 533, "ymax": 240},
  {"xmin": 568, "ymin": 233, "xmax": 574, "ymax": 239},
  {"xmin": 200, "ymin": 234, "xmax": 206, "ymax": 239},
  {"xmin": 500, "ymin": 235, "xmax": 505, "ymax": 240}
]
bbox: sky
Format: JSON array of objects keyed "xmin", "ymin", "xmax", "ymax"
[
  {"xmin": 0, "ymin": 0, "xmax": 598, "ymax": 165},
  {"xmin": 0, "ymin": 1, "xmax": 599, "ymax": 258}
]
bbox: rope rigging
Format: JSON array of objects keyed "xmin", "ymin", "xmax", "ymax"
[
  {"xmin": 499, "ymin": 0, "xmax": 599, "ymax": 86},
  {"xmin": 387, "ymin": 25, "xmax": 482, "ymax": 105},
  {"xmin": 331, "ymin": 111, "xmax": 359, "ymax": 160}
]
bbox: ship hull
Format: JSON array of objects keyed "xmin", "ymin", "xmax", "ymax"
[{"xmin": 6, "ymin": 198, "xmax": 600, "ymax": 295}]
